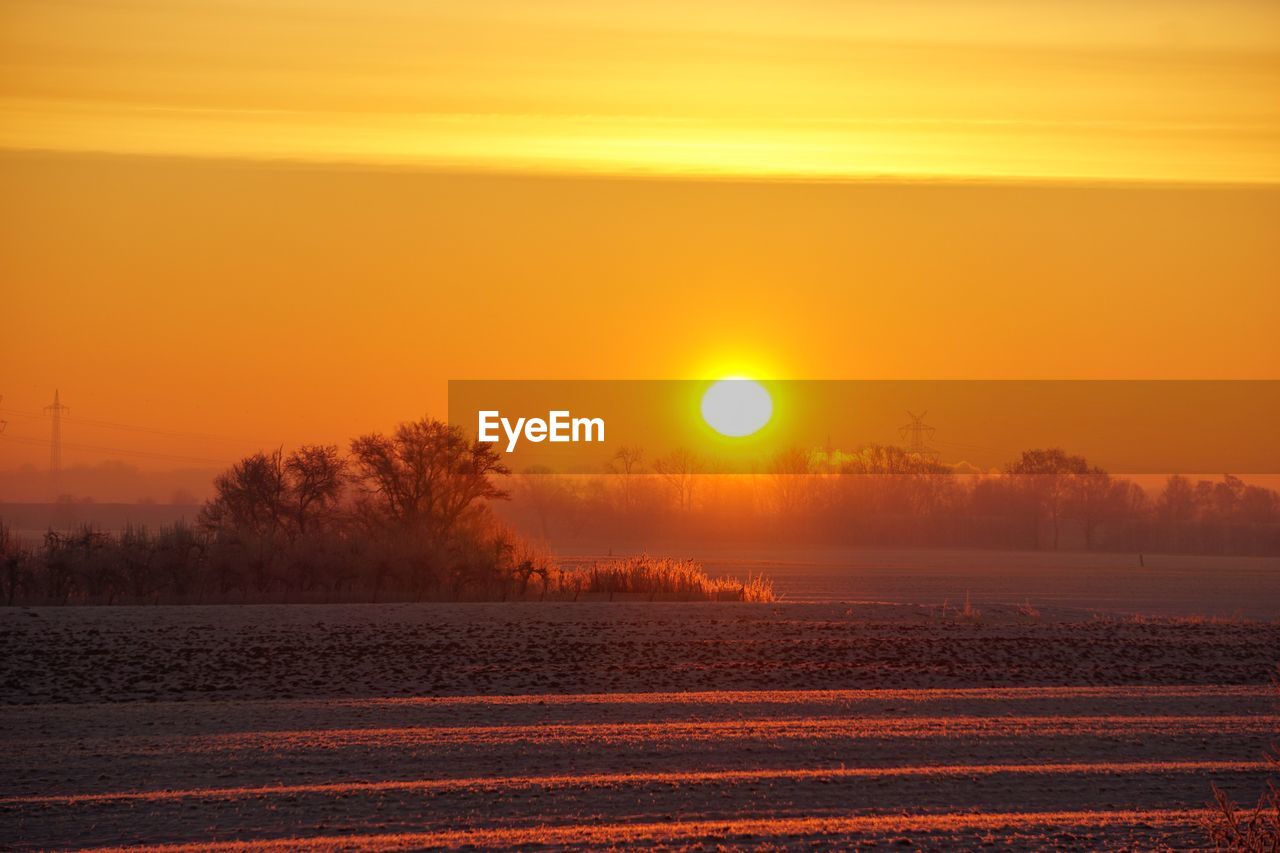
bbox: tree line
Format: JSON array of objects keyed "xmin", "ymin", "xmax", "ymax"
[
  {"xmin": 508, "ymin": 445, "xmax": 1280, "ymax": 556},
  {"xmin": 1, "ymin": 419, "xmax": 540, "ymax": 605},
  {"xmin": 2, "ymin": 425, "xmax": 1277, "ymax": 604}
]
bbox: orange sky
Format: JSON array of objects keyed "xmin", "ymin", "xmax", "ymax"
[
  {"xmin": 4, "ymin": 0, "xmax": 1279, "ymax": 183},
  {"xmin": 1, "ymin": 1, "xmax": 1278, "ymax": 473}
]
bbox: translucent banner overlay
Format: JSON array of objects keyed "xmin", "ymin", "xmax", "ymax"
[{"xmin": 448, "ymin": 380, "xmax": 1279, "ymax": 475}]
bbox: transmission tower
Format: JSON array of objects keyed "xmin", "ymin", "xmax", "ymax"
[
  {"xmin": 44, "ymin": 389, "xmax": 69, "ymax": 473},
  {"xmin": 899, "ymin": 410, "xmax": 937, "ymax": 457}
]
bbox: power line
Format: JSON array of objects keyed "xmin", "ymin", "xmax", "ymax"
[
  {"xmin": 0, "ymin": 406, "xmax": 270, "ymax": 445},
  {"xmin": 932, "ymin": 437, "xmax": 1001, "ymax": 454},
  {"xmin": 0, "ymin": 433, "xmax": 232, "ymax": 467},
  {"xmin": 0, "ymin": 396, "xmax": 264, "ymax": 470}
]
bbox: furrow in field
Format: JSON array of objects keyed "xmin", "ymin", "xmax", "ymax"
[
  {"xmin": 7, "ymin": 705, "xmax": 1275, "ymax": 800},
  {"xmin": 5, "ymin": 685, "xmax": 1270, "ymax": 740},
  {"xmin": 38, "ymin": 713, "xmax": 1277, "ymax": 754},
  {"xmin": 16, "ymin": 765, "xmax": 1256, "ymax": 850},
  {"xmin": 5, "ymin": 760, "xmax": 1268, "ymax": 806},
  {"xmin": 310, "ymin": 685, "xmax": 1278, "ymax": 706},
  {"xmin": 77, "ymin": 808, "xmax": 1216, "ymax": 852}
]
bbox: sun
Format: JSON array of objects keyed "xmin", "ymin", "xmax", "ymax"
[{"xmin": 701, "ymin": 378, "xmax": 773, "ymax": 437}]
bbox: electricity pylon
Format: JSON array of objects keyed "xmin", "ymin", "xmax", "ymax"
[
  {"xmin": 899, "ymin": 410, "xmax": 937, "ymax": 458},
  {"xmin": 44, "ymin": 389, "xmax": 69, "ymax": 473}
]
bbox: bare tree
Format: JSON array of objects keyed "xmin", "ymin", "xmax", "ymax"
[
  {"xmin": 349, "ymin": 418, "xmax": 510, "ymax": 543},
  {"xmin": 199, "ymin": 450, "xmax": 288, "ymax": 539},
  {"xmin": 1069, "ymin": 465, "xmax": 1113, "ymax": 550},
  {"xmin": 768, "ymin": 447, "xmax": 815, "ymax": 515},
  {"xmin": 515, "ymin": 465, "xmax": 575, "ymax": 540},
  {"xmin": 0, "ymin": 523, "xmax": 31, "ymax": 606},
  {"xmin": 608, "ymin": 445, "xmax": 645, "ymax": 512},
  {"xmin": 1007, "ymin": 448, "xmax": 1089, "ymax": 550},
  {"xmin": 653, "ymin": 448, "xmax": 704, "ymax": 511},
  {"xmin": 285, "ymin": 445, "xmax": 347, "ymax": 536},
  {"xmin": 1157, "ymin": 475, "xmax": 1198, "ymax": 551},
  {"xmin": 201, "ymin": 446, "xmax": 346, "ymax": 539},
  {"xmin": 842, "ymin": 444, "xmax": 946, "ymax": 476}
]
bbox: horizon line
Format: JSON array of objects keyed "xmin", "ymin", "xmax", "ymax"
[{"xmin": 6, "ymin": 146, "xmax": 1280, "ymax": 192}]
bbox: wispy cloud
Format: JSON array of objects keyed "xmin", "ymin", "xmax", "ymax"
[{"xmin": 2, "ymin": 0, "xmax": 1278, "ymax": 182}]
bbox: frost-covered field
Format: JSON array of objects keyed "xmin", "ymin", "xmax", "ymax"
[{"xmin": 2, "ymin": 597, "xmax": 1278, "ymax": 850}]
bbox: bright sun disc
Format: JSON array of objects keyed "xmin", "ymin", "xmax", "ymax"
[{"xmin": 701, "ymin": 378, "xmax": 772, "ymax": 437}]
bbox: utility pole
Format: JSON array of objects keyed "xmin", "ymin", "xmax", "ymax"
[
  {"xmin": 44, "ymin": 389, "xmax": 69, "ymax": 474},
  {"xmin": 899, "ymin": 410, "xmax": 937, "ymax": 458}
]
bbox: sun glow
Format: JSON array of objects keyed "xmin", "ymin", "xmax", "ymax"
[{"xmin": 701, "ymin": 378, "xmax": 773, "ymax": 438}]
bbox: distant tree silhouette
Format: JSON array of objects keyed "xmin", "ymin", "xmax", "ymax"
[
  {"xmin": 5, "ymin": 436, "xmax": 1278, "ymax": 605},
  {"xmin": 769, "ymin": 447, "xmax": 816, "ymax": 515},
  {"xmin": 1068, "ymin": 465, "xmax": 1115, "ymax": 550},
  {"xmin": 653, "ymin": 448, "xmax": 704, "ymax": 511},
  {"xmin": 841, "ymin": 444, "xmax": 948, "ymax": 476},
  {"xmin": 516, "ymin": 465, "xmax": 582, "ymax": 540},
  {"xmin": 608, "ymin": 445, "xmax": 645, "ymax": 512},
  {"xmin": 1238, "ymin": 479, "xmax": 1280, "ymax": 525},
  {"xmin": 1157, "ymin": 475, "xmax": 1198, "ymax": 551},
  {"xmin": 1006, "ymin": 448, "xmax": 1089, "ymax": 550}
]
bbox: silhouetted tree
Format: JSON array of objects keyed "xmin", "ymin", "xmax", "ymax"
[
  {"xmin": 201, "ymin": 446, "xmax": 348, "ymax": 540},
  {"xmin": 1006, "ymin": 448, "xmax": 1089, "ymax": 550},
  {"xmin": 653, "ymin": 448, "xmax": 704, "ymax": 511},
  {"xmin": 284, "ymin": 445, "xmax": 347, "ymax": 535},
  {"xmin": 349, "ymin": 418, "xmax": 510, "ymax": 544},
  {"xmin": 1239, "ymin": 481, "xmax": 1280, "ymax": 525},
  {"xmin": 200, "ymin": 450, "xmax": 288, "ymax": 539},
  {"xmin": 515, "ymin": 466, "xmax": 581, "ymax": 540},
  {"xmin": 608, "ymin": 445, "xmax": 645, "ymax": 512},
  {"xmin": 1069, "ymin": 466, "xmax": 1114, "ymax": 550},
  {"xmin": 118, "ymin": 524, "xmax": 155, "ymax": 601},
  {"xmin": 842, "ymin": 444, "xmax": 947, "ymax": 476},
  {"xmin": 0, "ymin": 523, "xmax": 30, "ymax": 606},
  {"xmin": 769, "ymin": 447, "xmax": 816, "ymax": 516},
  {"xmin": 1157, "ymin": 475, "xmax": 1198, "ymax": 551}
]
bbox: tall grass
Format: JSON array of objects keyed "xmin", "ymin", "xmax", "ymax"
[
  {"xmin": 1201, "ymin": 670, "xmax": 1280, "ymax": 850},
  {"xmin": 1203, "ymin": 783, "xmax": 1280, "ymax": 851},
  {"xmin": 568, "ymin": 556, "xmax": 776, "ymax": 602}
]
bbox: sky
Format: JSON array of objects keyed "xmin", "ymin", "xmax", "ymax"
[
  {"xmin": 1, "ymin": 0, "xmax": 1278, "ymax": 477},
  {"xmin": 3, "ymin": 0, "xmax": 1279, "ymax": 183}
]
